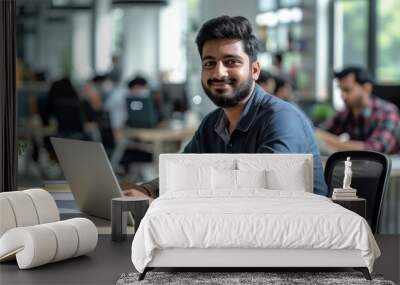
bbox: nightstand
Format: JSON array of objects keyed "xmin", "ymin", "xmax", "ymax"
[{"xmin": 331, "ymin": 198, "xmax": 366, "ymax": 218}]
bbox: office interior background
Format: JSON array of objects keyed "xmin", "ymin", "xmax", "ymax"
[{"xmin": 13, "ymin": 0, "xmax": 399, "ymax": 230}]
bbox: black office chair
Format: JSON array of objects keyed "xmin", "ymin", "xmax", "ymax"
[
  {"xmin": 96, "ymin": 111, "xmax": 116, "ymax": 155},
  {"xmin": 51, "ymin": 98, "xmax": 86, "ymax": 136},
  {"xmin": 96, "ymin": 111, "xmax": 153, "ymax": 177},
  {"xmin": 324, "ymin": 151, "xmax": 391, "ymax": 233}
]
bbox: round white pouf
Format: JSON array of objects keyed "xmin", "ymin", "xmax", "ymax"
[
  {"xmin": 42, "ymin": 221, "xmax": 79, "ymax": 262},
  {"xmin": 0, "ymin": 191, "xmax": 39, "ymax": 227},
  {"xmin": 0, "ymin": 226, "xmax": 57, "ymax": 269},
  {"xmin": 64, "ymin": 218, "xmax": 98, "ymax": 257},
  {"xmin": 0, "ymin": 196, "xmax": 17, "ymax": 237},
  {"xmin": 23, "ymin": 189, "xmax": 59, "ymax": 224},
  {"xmin": 0, "ymin": 218, "xmax": 98, "ymax": 269}
]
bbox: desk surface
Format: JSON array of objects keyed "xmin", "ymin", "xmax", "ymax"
[
  {"xmin": 123, "ymin": 127, "xmax": 196, "ymax": 142},
  {"xmin": 1, "ymin": 235, "xmax": 398, "ymax": 285}
]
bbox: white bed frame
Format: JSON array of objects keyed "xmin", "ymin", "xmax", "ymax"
[
  {"xmin": 138, "ymin": 154, "xmax": 371, "ymax": 280},
  {"xmin": 148, "ymin": 248, "xmax": 365, "ymax": 268},
  {"xmin": 141, "ymin": 248, "xmax": 370, "ymax": 280},
  {"xmin": 142, "ymin": 248, "xmax": 370, "ymax": 279}
]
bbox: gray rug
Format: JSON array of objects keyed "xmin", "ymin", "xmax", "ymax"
[{"xmin": 116, "ymin": 271, "xmax": 396, "ymax": 285}]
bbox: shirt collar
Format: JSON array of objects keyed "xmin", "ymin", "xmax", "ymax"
[
  {"xmin": 214, "ymin": 84, "xmax": 264, "ymax": 137},
  {"xmin": 344, "ymin": 97, "xmax": 374, "ymax": 120},
  {"xmin": 361, "ymin": 97, "xmax": 374, "ymax": 118},
  {"xmin": 214, "ymin": 111, "xmax": 229, "ymax": 143}
]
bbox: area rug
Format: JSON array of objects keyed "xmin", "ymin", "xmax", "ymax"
[{"xmin": 116, "ymin": 271, "xmax": 395, "ymax": 285}]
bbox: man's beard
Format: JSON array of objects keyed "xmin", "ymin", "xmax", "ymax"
[
  {"xmin": 345, "ymin": 93, "xmax": 364, "ymax": 110},
  {"xmin": 202, "ymin": 72, "xmax": 253, "ymax": 108}
]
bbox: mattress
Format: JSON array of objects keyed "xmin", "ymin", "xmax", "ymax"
[{"xmin": 131, "ymin": 190, "xmax": 380, "ymax": 273}]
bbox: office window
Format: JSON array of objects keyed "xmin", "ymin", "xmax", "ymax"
[
  {"xmin": 280, "ymin": 0, "xmax": 301, "ymax": 8},
  {"xmin": 332, "ymin": 0, "xmax": 368, "ymax": 110},
  {"xmin": 376, "ymin": 0, "xmax": 400, "ymax": 83},
  {"xmin": 333, "ymin": 0, "xmax": 368, "ymax": 69},
  {"xmin": 259, "ymin": 0, "xmax": 277, "ymax": 12}
]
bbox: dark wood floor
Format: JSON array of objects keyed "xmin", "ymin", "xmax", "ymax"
[
  {"xmin": 374, "ymin": 235, "xmax": 400, "ymax": 284},
  {"xmin": 0, "ymin": 236, "xmax": 134, "ymax": 285},
  {"xmin": 0, "ymin": 235, "xmax": 398, "ymax": 285}
]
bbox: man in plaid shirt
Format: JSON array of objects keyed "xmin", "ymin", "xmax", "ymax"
[{"xmin": 317, "ymin": 66, "xmax": 400, "ymax": 154}]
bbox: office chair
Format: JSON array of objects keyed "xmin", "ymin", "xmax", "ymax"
[
  {"xmin": 40, "ymin": 97, "xmax": 91, "ymax": 167},
  {"xmin": 96, "ymin": 111, "xmax": 116, "ymax": 154},
  {"xmin": 324, "ymin": 151, "xmax": 391, "ymax": 233},
  {"xmin": 51, "ymin": 98, "xmax": 86, "ymax": 135},
  {"xmin": 96, "ymin": 111, "xmax": 153, "ymax": 178}
]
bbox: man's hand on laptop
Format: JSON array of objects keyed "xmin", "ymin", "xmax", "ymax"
[
  {"xmin": 123, "ymin": 189, "xmax": 153, "ymax": 200},
  {"xmin": 120, "ymin": 181, "xmax": 154, "ymax": 202}
]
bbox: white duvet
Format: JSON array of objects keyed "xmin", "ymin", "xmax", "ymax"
[{"xmin": 131, "ymin": 190, "xmax": 380, "ymax": 273}]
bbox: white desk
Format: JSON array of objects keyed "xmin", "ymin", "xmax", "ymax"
[{"xmin": 111, "ymin": 127, "xmax": 196, "ymax": 172}]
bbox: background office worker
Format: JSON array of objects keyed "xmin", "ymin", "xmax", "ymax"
[
  {"xmin": 317, "ymin": 66, "xmax": 400, "ymax": 154},
  {"xmin": 124, "ymin": 15, "xmax": 327, "ymax": 198}
]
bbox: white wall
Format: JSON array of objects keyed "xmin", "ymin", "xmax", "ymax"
[
  {"xmin": 24, "ymin": 32, "xmax": 36, "ymax": 69},
  {"xmin": 315, "ymin": 0, "xmax": 329, "ymax": 102},
  {"xmin": 159, "ymin": 0, "xmax": 187, "ymax": 83},
  {"xmin": 94, "ymin": 0, "xmax": 113, "ymax": 73},
  {"xmin": 122, "ymin": 7, "xmax": 159, "ymax": 83},
  {"xmin": 72, "ymin": 12, "xmax": 93, "ymax": 82},
  {"xmin": 32, "ymin": 1, "xmax": 73, "ymax": 80},
  {"xmin": 201, "ymin": 0, "xmax": 258, "ymax": 29},
  {"xmin": 37, "ymin": 20, "xmax": 72, "ymax": 80}
]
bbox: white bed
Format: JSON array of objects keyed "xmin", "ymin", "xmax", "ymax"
[{"xmin": 131, "ymin": 154, "xmax": 380, "ymax": 280}]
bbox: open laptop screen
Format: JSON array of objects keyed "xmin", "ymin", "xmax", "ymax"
[
  {"xmin": 50, "ymin": 137, "xmax": 124, "ymax": 220},
  {"xmin": 126, "ymin": 95, "xmax": 158, "ymax": 128}
]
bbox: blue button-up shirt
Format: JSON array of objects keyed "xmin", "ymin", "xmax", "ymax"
[{"xmin": 184, "ymin": 84, "xmax": 327, "ymax": 196}]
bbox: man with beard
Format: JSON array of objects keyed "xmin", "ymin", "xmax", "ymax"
[
  {"xmin": 316, "ymin": 66, "xmax": 400, "ymax": 154},
  {"xmin": 124, "ymin": 15, "xmax": 327, "ymax": 198}
]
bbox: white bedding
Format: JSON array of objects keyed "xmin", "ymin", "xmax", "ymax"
[{"xmin": 131, "ymin": 190, "xmax": 380, "ymax": 273}]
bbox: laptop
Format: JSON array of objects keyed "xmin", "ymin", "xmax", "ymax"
[
  {"xmin": 126, "ymin": 94, "xmax": 158, "ymax": 128},
  {"xmin": 51, "ymin": 137, "xmax": 134, "ymax": 221}
]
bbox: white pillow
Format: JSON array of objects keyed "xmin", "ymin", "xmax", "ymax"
[
  {"xmin": 266, "ymin": 168, "xmax": 307, "ymax": 192},
  {"xmin": 237, "ymin": 159, "xmax": 308, "ymax": 192},
  {"xmin": 167, "ymin": 162, "xmax": 211, "ymax": 191},
  {"xmin": 211, "ymin": 169, "xmax": 268, "ymax": 190},
  {"xmin": 212, "ymin": 168, "xmax": 237, "ymax": 190},
  {"xmin": 236, "ymin": 169, "xmax": 267, "ymax": 189}
]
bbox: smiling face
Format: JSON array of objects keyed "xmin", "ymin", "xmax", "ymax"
[{"xmin": 200, "ymin": 38, "xmax": 260, "ymax": 108}]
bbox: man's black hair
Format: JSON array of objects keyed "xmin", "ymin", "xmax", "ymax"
[
  {"xmin": 195, "ymin": 15, "xmax": 260, "ymax": 62},
  {"xmin": 128, "ymin": 76, "xmax": 148, "ymax": 89},
  {"xmin": 273, "ymin": 53, "xmax": 283, "ymax": 65},
  {"xmin": 334, "ymin": 66, "xmax": 374, "ymax": 86},
  {"xmin": 273, "ymin": 76, "xmax": 287, "ymax": 94},
  {"xmin": 256, "ymin": 70, "xmax": 275, "ymax": 85},
  {"xmin": 92, "ymin": 74, "xmax": 107, "ymax": 82}
]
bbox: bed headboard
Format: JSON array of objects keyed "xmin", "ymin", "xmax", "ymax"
[{"xmin": 159, "ymin": 153, "xmax": 313, "ymax": 195}]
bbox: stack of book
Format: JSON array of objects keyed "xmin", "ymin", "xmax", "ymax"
[{"xmin": 332, "ymin": 188, "xmax": 358, "ymax": 200}]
